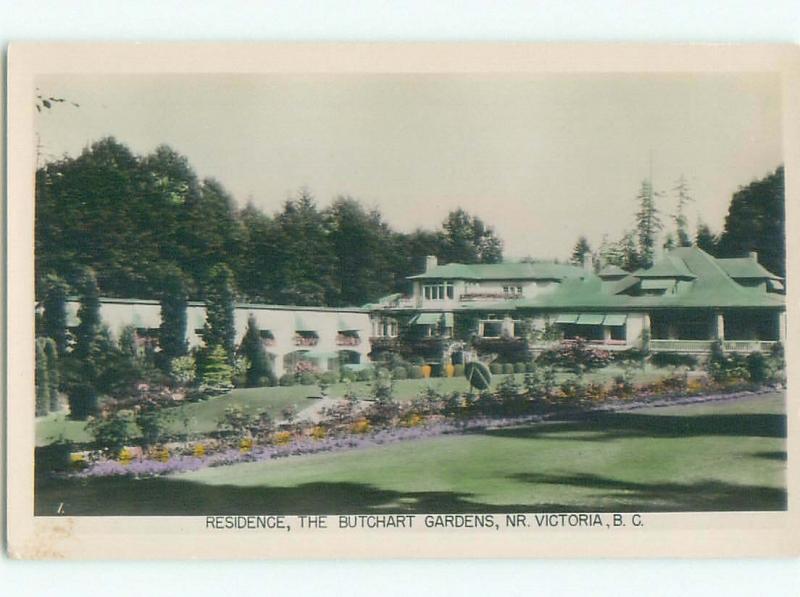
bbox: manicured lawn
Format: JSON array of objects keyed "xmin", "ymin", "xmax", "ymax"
[
  {"xmin": 35, "ymin": 392, "xmax": 786, "ymax": 515},
  {"xmin": 35, "ymin": 365, "xmax": 675, "ymax": 447}
]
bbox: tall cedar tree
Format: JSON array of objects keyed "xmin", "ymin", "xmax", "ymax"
[
  {"xmin": 43, "ymin": 337, "xmax": 60, "ymax": 412},
  {"xmin": 634, "ymin": 179, "xmax": 663, "ymax": 268},
  {"xmin": 716, "ymin": 166, "xmax": 785, "ymax": 277},
  {"xmin": 570, "ymin": 236, "xmax": 592, "ymax": 266},
  {"xmin": 202, "ymin": 264, "xmax": 237, "ymax": 363},
  {"xmin": 672, "ymin": 175, "xmax": 694, "ymax": 247},
  {"xmin": 695, "ymin": 222, "xmax": 719, "ymax": 255},
  {"xmin": 41, "ymin": 273, "xmax": 69, "ymax": 355},
  {"xmin": 74, "ymin": 268, "xmax": 101, "ymax": 362},
  {"xmin": 35, "ymin": 338, "xmax": 50, "ymax": 416},
  {"xmin": 158, "ymin": 265, "xmax": 189, "ymax": 367},
  {"xmin": 239, "ymin": 314, "xmax": 274, "ymax": 387}
]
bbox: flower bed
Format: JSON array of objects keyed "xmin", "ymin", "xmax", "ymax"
[{"xmin": 67, "ymin": 384, "xmax": 779, "ymax": 480}]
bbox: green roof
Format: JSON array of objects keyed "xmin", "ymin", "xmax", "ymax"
[
  {"xmin": 409, "ymin": 261, "xmax": 585, "ymax": 281},
  {"xmin": 481, "ymin": 247, "xmax": 785, "ymax": 311},
  {"xmin": 716, "ymin": 258, "xmax": 782, "ymax": 280},
  {"xmin": 633, "ymin": 254, "xmax": 695, "ymax": 279},
  {"xmin": 598, "ymin": 265, "xmax": 629, "ymax": 278}
]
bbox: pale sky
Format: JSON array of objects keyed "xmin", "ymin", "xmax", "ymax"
[{"xmin": 35, "ymin": 73, "xmax": 782, "ymax": 260}]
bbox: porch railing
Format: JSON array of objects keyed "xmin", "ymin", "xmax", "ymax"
[{"xmin": 649, "ymin": 339, "xmax": 777, "ymax": 353}]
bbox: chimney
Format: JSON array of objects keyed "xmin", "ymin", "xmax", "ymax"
[
  {"xmin": 425, "ymin": 255, "xmax": 438, "ymax": 272},
  {"xmin": 749, "ymin": 250, "xmax": 759, "ymax": 263},
  {"xmin": 582, "ymin": 253, "xmax": 594, "ymax": 272}
]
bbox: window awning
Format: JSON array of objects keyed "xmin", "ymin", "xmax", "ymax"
[
  {"xmin": 577, "ymin": 313, "xmax": 605, "ymax": 325},
  {"xmin": 412, "ymin": 312, "xmax": 442, "ymax": 325},
  {"xmin": 555, "ymin": 313, "xmax": 579, "ymax": 324},
  {"xmin": 602, "ymin": 314, "xmax": 627, "ymax": 327}
]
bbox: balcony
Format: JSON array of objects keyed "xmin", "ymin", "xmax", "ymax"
[{"xmin": 649, "ymin": 339, "xmax": 777, "ymax": 353}]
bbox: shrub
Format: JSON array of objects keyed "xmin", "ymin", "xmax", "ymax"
[
  {"xmin": 525, "ymin": 362, "xmax": 536, "ymax": 373},
  {"xmin": 453, "ymin": 364, "xmax": 465, "ymax": 377},
  {"xmin": 351, "ymin": 419, "xmax": 371, "ymax": 434},
  {"xmin": 408, "ymin": 366, "xmax": 423, "ymax": 379},
  {"xmin": 319, "ymin": 371, "xmax": 338, "ymax": 385},
  {"xmin": 502, "ymin": 363, "xmax": 515, "ymax": 375},
  {"xmin": 356, "ymin": 368, "xmax": 374, "ymax": 382},
  {"xmin": 199, "ymin": 345, "xmax": 234, "ymax": 391},
  {"xmin": 272, "ymin": 431, "xmax": 292, "ymax": 445},
  {"xmin": 278, "ymin": 373, "xmax": 296, "ymax": 386},
  {"xmin": 490, "ymin": 363, "xmax": 502, "ymax": 375},
  {"xmin": 745, "ymin": 352, "xmax": 768, "ymax": 384},
  {"xmin": 392, "ymin": 366, "xmax": 408, "ymax": 380},
  {"xmin": 650, "ymin": 352, "xmax": 698, "ymax": 369},
  {"xmin": 340, "ymin": 369, "xmax": 356, "ymax": 383},
  {"xmin": 87, "ymin": 409, "xmax": 137, "ymax": 453},
  {"xmin": 170, "ymin": 355, "xmax": 196, "ymax": 386},
  {"xmin": 35, "ymin": 338, "xmax": 51, "ymax": 417},
  {"xmin": 514, "ymin": 362, "xmax": 527, "ymax": 374},
  {"xmin": 299, "ymin": 372, "xmax": 317, "ymax": 385},
  {"xmin": 706, "ymin": 341, "xmax": 749, "ymax": 383},
  {"xmin": 537, "ymin": 338, "xmax": 612, "ymax": 373},
  {"xmin": 67, "ymin": 383, "xmax": 98, "ymax": 420}
]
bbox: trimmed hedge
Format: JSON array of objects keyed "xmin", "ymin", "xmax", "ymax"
[
  {"xmin": 408, "ymin": 366, "xmax": 424, "ymax": 379},
  {"xmin": 502, "ymin": 363, "xmax": 515, "ymax": 375},
  {"xmin": 299, "ymin": 372, "xmax": 317, "ymax": 386},
  {"xmin": 490, "ymin": 363, "xmax": 502, "ymax": 375},
  {"xmin": 279, "ymin": 373, "xmax": 296, "ymax": 386},
  {"xmin": 453, "ymin": 364, "xmax": 465, "ymax": 377},
  {"xmin": 514, "ymin": 362, "xmax": 527, "ymax": 374}
]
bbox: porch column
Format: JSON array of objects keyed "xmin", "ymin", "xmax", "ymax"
[
  {"xmin": 714, "ymin": 311, "xmax": 725, "ymax": 340},
  {"xmin": 603, "ymin": 326, "xmax": 612, "ymax": 343},
  {"xmin": 778, "ymin": 311, "xmax": 787, "ymax": 343}
]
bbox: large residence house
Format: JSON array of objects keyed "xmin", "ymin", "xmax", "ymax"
[
  {"xmin": 367, "ymin": 247, "xmax": 786, "ymax": 368},
  {"xmin": 60, "ymin": 246, "xmax": 785, "ymax": 376}
]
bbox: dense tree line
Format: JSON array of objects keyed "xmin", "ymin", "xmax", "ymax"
[
  {"xmin": 36, "ymin": 138, "xmax": 503, "ymax": 306},
  {"xmin": 581, "ymin": 167, "xmax": 785, "ymax": 277}
]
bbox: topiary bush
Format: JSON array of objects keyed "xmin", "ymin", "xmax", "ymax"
[
  {"xmin": 514, "ymin": 362, "xmax": 527, "ymax": 374},
  {"xmin": 278, "ymin": 373, "xmax": 296, "ymax": 386},
  {"xmin": 392, "ymin": 366, "xmax": 408, "ymax": 380},
  {"xmin": 408, "ymin": 366, "xmax": 423, "ymax": 379},
  {"xmin": 490, "ymin": 363, "xmax": 502, "ymax": 375},
  {"xmin": 525, "ymin": 362, "xmax": 536, "ymax": 373},
  {"xmin": 502, "ymin": 363, "xmax": 515, "ymax": 375}
]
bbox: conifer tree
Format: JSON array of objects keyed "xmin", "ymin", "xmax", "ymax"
[
  {"xmin": 35, "ymin": 338, "xmax": 50, "ymax": 416},
  {"xmin": 634, "ymin": 179, "xmax": 663, "ymax": 268},
  {"xmin": 202, "ymin": 264, "xmax": 236, "ymax": 363},
  {"xmin": 239, "ymin": 314, "xmax": 274, "ymax": 387},
  {"xmin": 159, "ymin": 266, "xmax": 189, "ymax": 367},
  {"xmin": 41, "ymin": 274, "xmax": 69, "ymax": 355}
]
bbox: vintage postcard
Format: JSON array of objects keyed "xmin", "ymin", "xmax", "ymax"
[{"xmin": 5, "ymin": 43, "xmax": 800, "ymax": 558}]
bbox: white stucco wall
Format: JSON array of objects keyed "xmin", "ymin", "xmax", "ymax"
[{"xmin": 64, "ymin": 299, "xmax": 372, "ymax": 373}]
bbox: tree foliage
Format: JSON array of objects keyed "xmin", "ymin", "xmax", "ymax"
[
  {"xmin": 158, "ymin": 265, "xmax": 189, "ymax": 366},
  {"xmin": 202, "ymin": 264, "xmax": 237, "ymax": 362},
  {"xmin": 634, "ymin": 179, "xmax": 663, "ymax": 269},
  {"xmin": 238, "ymin": 314, "xmax": 275, "ymax": 387},
  {"xmin": 717, "ymin": 166, "xmax": 785, "ymax": 277},
  {"xmin": 41, "ymin": 274, "xmax": 69, "ymax": 355}
]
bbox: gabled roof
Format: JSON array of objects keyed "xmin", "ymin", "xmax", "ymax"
[
  {"xmin": 454, "ymin": 247, "xmax": 785, "ymax": 312},
  {"xmin": 633, "ymin": 254, "xmax": 696, "ymax": 279},
  {"xmin": 716, "ymin": 258, "xmax": 782, "ymax": 280},
  {"xmin": 408, "ymin": 261, "xmax": 585, "ymax": 281}
]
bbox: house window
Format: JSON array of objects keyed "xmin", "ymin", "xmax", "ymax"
[
  {"xmin": 503, "ymin": 285, "xmax": 523, "ymax": 296},
  {"xmin": 423, "ymin": 281, "xmax": 454, "ymax": 300}
]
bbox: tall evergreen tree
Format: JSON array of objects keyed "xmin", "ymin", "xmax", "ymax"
[
  {"xmin": 159, "ymin": 265, "xmax": 189, "ymax": 367},
  {"xmin": 695, "ymin": 221, "xmax": 719, "ymax": 255},
  {"xmin": 238, "ymin": 314, "xmax": 274, "ymax": 387},
  {"xmin": 35, "ymin": 338, "xmax": 50, "ymax": 417},
  {"xmin": 570, "ymin": 236, "xmax": 592, "ymax": 266},
  {"xmin": 202, "ymin": 264, "xmax": 237, "ymax": 363},
  {"xmin": 41, "ymin": 273, "xmax": 69, "ymax": 355},
  {"xmin": 43, "ymin": 337, "xmax": 60, "ymax": 412},
  {"xmin": 74, "ymin": 268, "xmax": 101, "ymax": 362},
  {"xmin": 634, "ymin": 179, "xmax": 663, "ymax": 269},
  {"xmin": 439, "ymin": 208, "xmax": 503, "ymax": 264},
  {"xmin": 671, "ymin": 175, "xmax": 694, "ymax": 247}
]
